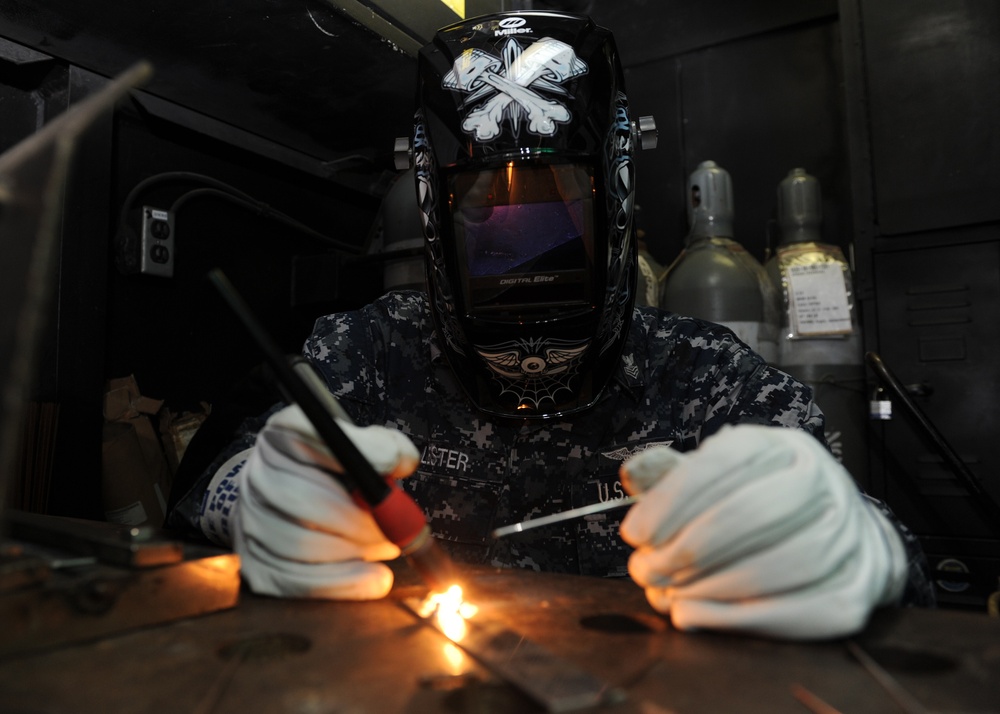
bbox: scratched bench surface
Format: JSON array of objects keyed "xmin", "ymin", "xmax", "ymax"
[{"xmin": 1, "ymin": 564, "xmax": 997, "ymax": 714}]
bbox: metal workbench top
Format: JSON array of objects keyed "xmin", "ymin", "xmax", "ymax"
[{"xmin": 1, "ymin": 564, "xmax": 997, "ymax": 714}]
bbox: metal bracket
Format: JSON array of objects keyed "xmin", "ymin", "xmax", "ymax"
[
  {"xmin": 631, "ymin": 115, "xmax": 658, "ymax": 151},
  {"xmin": 401, "ymin": 597, "xmax": 625, "ymax": 712}
]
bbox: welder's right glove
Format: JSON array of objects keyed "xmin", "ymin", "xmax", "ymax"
[
  {"xmin": 199, "ymin": 404, "xmax": 420, "ymax": 600},
  {"xmin": 618, "ymin": 424, "xmax": 909, "ymax": 640}
]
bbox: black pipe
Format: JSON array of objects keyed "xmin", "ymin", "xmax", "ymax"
[{"xmin": 865, "ymin": 351, "xmax": 1000, "ymax": 534}]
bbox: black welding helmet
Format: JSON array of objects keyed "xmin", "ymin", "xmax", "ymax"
[{"xmin": 410, "ymin": 11, "xmax": 652, "ymax": 419}]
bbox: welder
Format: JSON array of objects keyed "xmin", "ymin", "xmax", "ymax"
[{"xmin": 168, "ymin": 10, "xmax": 934, "ymax": 640}]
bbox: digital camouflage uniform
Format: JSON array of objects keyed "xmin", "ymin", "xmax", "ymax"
[{"xmin": 181, "ymin": 290, "xmax": 934, "ymax": 606}]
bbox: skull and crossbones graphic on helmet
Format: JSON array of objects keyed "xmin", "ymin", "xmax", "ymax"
[{"xmin": 443, "ymin": 37, "xmax": 588, "ymax": 141}]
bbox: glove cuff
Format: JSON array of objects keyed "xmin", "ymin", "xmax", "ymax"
[
  {"xmin": 198, "ymin": 448, "xmax": 252, "ymax": 547},
  {"xmin": 864, "ymin": 497, "xmax": 909, "ymax": 606}
]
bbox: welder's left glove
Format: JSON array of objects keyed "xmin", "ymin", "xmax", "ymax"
[{"xmin": 618, "ymin": 424, "xmax": 908, "ymax": 640}]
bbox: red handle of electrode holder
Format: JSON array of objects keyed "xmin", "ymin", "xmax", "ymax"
[{"xmin": 355, "ymin": 483, "xmax": 428, "ymax": 549}]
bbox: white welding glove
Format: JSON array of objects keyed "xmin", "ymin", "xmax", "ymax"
[
  {"xmin": 619, "ymin": 424, "xmax": 908, "ymax": 640},
  {"xmin": 201, "ymin": 404, "xmax": 420, "ymax": 600}
]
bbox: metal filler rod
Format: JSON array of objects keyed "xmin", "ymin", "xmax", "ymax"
[{"xmin": 492, "ymin": 496, "xmax": 640, "ymax": 538}]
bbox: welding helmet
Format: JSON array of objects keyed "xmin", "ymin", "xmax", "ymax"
[{"xmin": 407, "ymin": 11, "xmax": 655, "ymax": 419}]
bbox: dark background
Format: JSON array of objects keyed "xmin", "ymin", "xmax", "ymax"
[{"xmin": 1, "ymin": 0, "xmax": 998, "ymax": 608}]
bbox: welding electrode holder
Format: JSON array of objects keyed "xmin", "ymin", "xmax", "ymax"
[
  {"xmin": 288, "ymin": 357, "xmax": 456, "ymax": 588},
  {"xmin": 207, "ymin": 268, "xmax": 455, "ymax": 592}
]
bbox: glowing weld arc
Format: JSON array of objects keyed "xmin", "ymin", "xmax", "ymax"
[{"xmin": 401, "ymin": 595, "xmax": 625, "ymax": 712}]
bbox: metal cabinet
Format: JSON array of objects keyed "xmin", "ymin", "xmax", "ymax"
[{"xmin": 841, "ymin": 0, "xmax": 1000, "ymax": 608}]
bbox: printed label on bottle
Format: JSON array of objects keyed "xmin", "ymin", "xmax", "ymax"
[{"xmin": 786, "ymin": 262, "xmax": 852, "ymax": 336}]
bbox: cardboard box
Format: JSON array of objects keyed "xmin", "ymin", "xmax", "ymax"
[
  {"xmin": 159, "ymin": 404, "xmax": 210, "ymax": 474},
  {"xmin": 101, "ymin": 375, "xmax": 173, "ymax": 526}
]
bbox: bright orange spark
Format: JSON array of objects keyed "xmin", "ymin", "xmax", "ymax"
[{"xmin": 419, "ymin": 584, "xmax": 478, "ymax": 642}]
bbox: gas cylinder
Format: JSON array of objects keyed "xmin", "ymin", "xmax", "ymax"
[
  {"xmin": 372, "ymin": 168, "xmax": 425, "ymax": 293},
  {"xmin": 661, "ymin": 160, "xmax": 779, "ymax": 362},
  {"xmin": 633, "ymin": 205, "xmax": 664, "ymax": 309},
  {"xmin": 636, "ymin": 247, "xmax": 665, "ymax": 308},
  {"xmin": 764, "ymin": 168, "xmax": 867, "ymax": 481}
]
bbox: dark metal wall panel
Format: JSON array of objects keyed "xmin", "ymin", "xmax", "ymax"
[
  {"xmin": 873, "ymin": 241, "xmax": 1000, "ymax": 539},
  {"xmin": 0, "ymin": 0, "xmax": 420, "ymax": 185},
  {"xmin": 104, "ymin": 108, "xmax": 383, "ymax": 411},
  {"xmin": 0, "ymin": 39, "xmax": 63, "ymax": 151},
  {"xmin": 631, "ymin": 18, "xmax": 850, "ymax": 264},
  {"xmin": 623, "ymin": 61, "xmax": 685, "ymax": 259},
  {"xmin": 341, "ymin": 0, "xmax": 508, "ymax": 51},
  {"xmin": 585, "ymin": 2, "xmax": 847, "ymax": 263},
  {"xmin": 842, "ymin": 0, "xmax": 1000, "ymax": 607},
  {"xmin": 589, "ymin": 0, "xmax": 838, "ymax": 67},
  {"xmin": 42, "ymin": 67, "xmax": 117, "ymax": 519},
  {"xmin": 0, "ymin": 62, "xmax": 117, "ymax": 519},
  {"xmin": 0, "ymin": 19, "xmax": 398, "ymax": 518},
  {"xmin": 870, "ymin": 239, "xmax": 1000, "ymax": 606},
  {"xmin": 680, "ymin": 19, "xmax": 850, "ymax": 262},
  {"xmin": 862, "ymin": 0, "xmax": 1000, "ymax": 236}
]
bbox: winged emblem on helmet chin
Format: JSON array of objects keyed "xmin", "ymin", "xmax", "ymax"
[{"xmin": 476, "ymin": 338, "xmax": 588, "ymax": 380}]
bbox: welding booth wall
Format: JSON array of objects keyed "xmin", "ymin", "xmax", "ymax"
[
  {"xmin": 1, "ymin": 0, "xmax": 998, "ymax": 609},
  {"xmin": 0, "ymin": 0, "xmax": 841, "ymax": 513}
]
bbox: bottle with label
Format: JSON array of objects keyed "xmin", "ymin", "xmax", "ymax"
[
  {"xmin": 661, "ymin": 160, "xmax": 779, "ymax": 363},
  {"xmin": 764, "ymin": 168, "xmax": 867, "ymax": 483},
  {"xmin": 373, "ymin": 168, "xmax": 425, "ymax": 293},
  {"xmin": 636, "ymin": 246, "xmax": 664, "ymax": 309}
]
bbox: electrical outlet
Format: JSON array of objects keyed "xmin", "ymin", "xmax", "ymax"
[{"xmin": 140, "ymin": 206, "xmax": 174, "ymax": 277}]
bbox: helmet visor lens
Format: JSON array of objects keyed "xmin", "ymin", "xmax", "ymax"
[{"xmin": 449, "ymin": 163, "xmax": 595, "ymax": 315}]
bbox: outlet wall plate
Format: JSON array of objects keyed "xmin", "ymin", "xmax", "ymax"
[{"xmin": 140, "ymin": 206, "xmax": 174, "ymax": 277}]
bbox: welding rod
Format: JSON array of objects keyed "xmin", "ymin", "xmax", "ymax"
[
  {"xmin": 492, "ymin": 496, "xmax": 641, "ymax": 538},
  {"xmin": 208, "ymin": 268, "xmax": 455, "ymax": 592}
]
